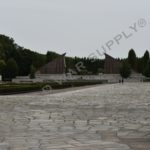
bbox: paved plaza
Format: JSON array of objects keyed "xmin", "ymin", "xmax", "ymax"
[{"xmin": 0, "ymin": 83, "xmax": 150, "ymax": 150}]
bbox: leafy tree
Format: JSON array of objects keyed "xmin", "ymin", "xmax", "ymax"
[
  {"xmin": 4, "ymin": 58, "xmax": 18, "ymax": 80},
  {"xmin": 0, "ymin": 60, "xmax": 6, "ymax": 74},
  {"xmin": 0, "ymin": 34, "xmax": 47, "ymax": 76},
  {"xmin": 0, "ymin": 60, "xmax": 6, "ymax": 80},
  {"xmin": 32, "ymin": 53, "xmax": 46, "ymax": 69},
  {"xmin": 0, "ymin": 48, "xmax": 5, "ymax": 60},
  {"xmin": 46, "ymin": 51, "xmax": 59, "ymax": 63},
  {"xmin": 137, "ymin": 58, "xmax": 143, "ymax": 73},
  {"xmin": 120, "ymin": 61, "xmax": 131, "ymax": 79},
  {"xmin": 0, "ymin": 34, "xmax": 15, "ymax": 60},
  {"xmin": 143, "ymin": 60, "xmax": 150, "ymax": 77},
  {"xmin": 128, "ymin": 49, "xmax": 137, "ymax": 70},
  {"xmin": 30, "ymin": 65, "xmax": 36, "ymax": 79},
  {"xmin": 143, "ymin": 50, "xmax": 149, "ymax": 65}
]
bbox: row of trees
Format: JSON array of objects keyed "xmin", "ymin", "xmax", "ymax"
[
  {"xmin": 0, "ymin": 34, "xmax": 150, "ymax": 81},
  {"xmin": 120, "ymin": 49, "xmax": 150, "ymax": 79},
  {"xmin": 0, "ymin": 34, "xmax": 105, "ymax": 80}
]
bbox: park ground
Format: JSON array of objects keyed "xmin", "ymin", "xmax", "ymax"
[{"xmin": 0, "ymin": 83, "xmax": 150, "ymax": 150}]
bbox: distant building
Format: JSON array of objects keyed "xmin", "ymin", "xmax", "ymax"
[
  {"xmin": 104, "ymin": 53, "xmax": 121, "ymax": 74},
  {"xmin": 36, "ymin": 53, "xmax": 66, "ymax": 74}
]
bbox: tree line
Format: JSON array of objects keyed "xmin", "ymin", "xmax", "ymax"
[
  {"xmin": 0, "ymin": 34, "xmax": 149, "ymax": 81},
  {"xmin": 0, "ymin": 35, "xmax": 104, "ymax": 80}
]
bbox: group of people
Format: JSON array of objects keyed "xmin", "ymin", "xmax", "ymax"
[{"xmin": 119, "ymin": 78, "xmax": 124, "ymax": 84}]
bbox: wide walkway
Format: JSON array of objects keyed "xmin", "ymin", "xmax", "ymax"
[{"xmin": 0, "ymin": 83, "xmax": 150, "ymax": 150}]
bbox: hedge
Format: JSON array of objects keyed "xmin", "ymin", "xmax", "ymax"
[{"xmin": 0, "ymin": 80, "xmax": 107, "ymax": 95}]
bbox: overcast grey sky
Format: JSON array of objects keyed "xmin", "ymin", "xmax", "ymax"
[{"xmin": 0, "ymin": 0, "xmax": 149, "ymax": 58}]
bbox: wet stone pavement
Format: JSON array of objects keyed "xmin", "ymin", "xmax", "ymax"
[{"xmin": 0, "ymin": 83, "xmax": 150, "ymax": 150}]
